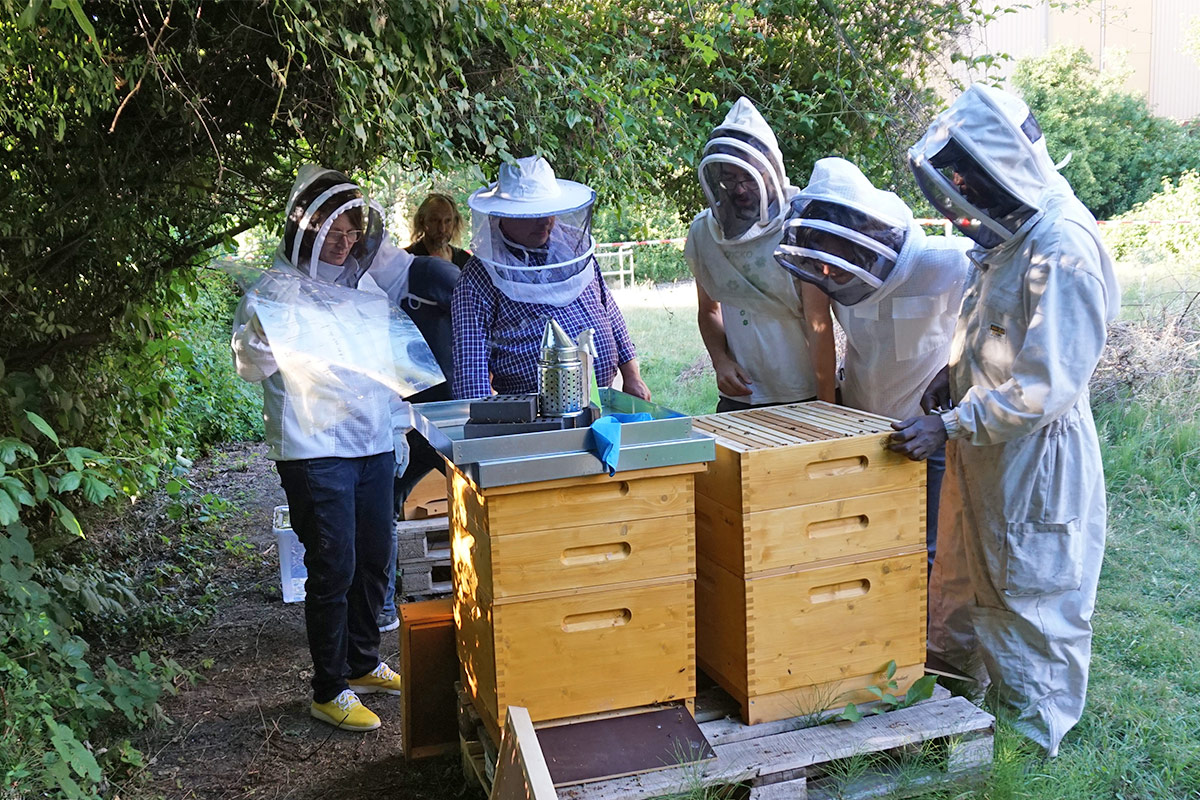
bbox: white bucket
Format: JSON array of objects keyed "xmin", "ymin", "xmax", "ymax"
[{"xmin": 273, "ymin": 505, "xmax": 307, "ymax": 603}]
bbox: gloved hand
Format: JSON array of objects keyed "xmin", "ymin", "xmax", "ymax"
[
  {"xmin": 919, "ymin": 365, "xmax": 951, "ymax": 414},
  {"xmin": 888, "ymin": 414, "xmax": 947, "ymax": 462}
]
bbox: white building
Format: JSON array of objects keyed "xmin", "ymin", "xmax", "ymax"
[{"xmin": 964, "ymin": 0, "xmax": 1200, "ymax": 120}]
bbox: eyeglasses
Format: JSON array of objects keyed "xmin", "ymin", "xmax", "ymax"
[
  {"xmin": 718, "ymin": 176, "xmax": 759, "ymax": 193},
  {"xmin": 325, "ymin": 229, "xmax": 364, "ymax": 246}
]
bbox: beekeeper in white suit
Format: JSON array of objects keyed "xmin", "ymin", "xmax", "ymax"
[
  {"xmin": 774, "ymin": 157, "xmax": 970, "ymax": 574},
  {"xmin": 231, "ymin": 166, "xmax": 443, "ymax": 732},
  {"xmin": 685, "ymin": 97, "xmax": 834, "ymax": 411},
  {"xmin": 889, "ymin": 85, "xmax": 1120, "ymax": 757}
]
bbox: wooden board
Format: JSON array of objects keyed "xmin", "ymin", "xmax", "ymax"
[
  {"xmin": 485, "ymin": 473, "xmax": 697, "ymax": 536},
  {"xmin": 554, "ymin": 695, "xmax": 994, "ymax": 800},
  {"xmin": 455, "ymin": 579, "xmax": 499, "ymax": 740},
  {"xmin": 490, "ymin": 706, "xmax": 557, "ymax": 800},
  {"xmin": 699, "ymin": 683, "xmax": 953, "ymax": 745},
  {"xmin": 740, "ymin": 664, "xmax": 926, "ymax": 726},
  {"xmin": 695, "ymin": 487, "xmax": 925, "ymax": 576},
  {"xmin": 537, "ymin": 706, "xmax": 715, "ymax": 786},
  {"xmin": 399, "ymin": 598, "xmax": 459, "ymax": 759},
  {"xmin": 693, "ymin": 403, "xmax": 924, "ymax": 515},
  {"xmin": 696, "ymin": 552, "xmax": 926, "ymax": 722},
  {"xmin": 404, "ymin": 469, "xmax": 449, "ymax": 520},
  {"xmin": 484, "ymin": 513, "xmax": 695, "ymax": 600}
]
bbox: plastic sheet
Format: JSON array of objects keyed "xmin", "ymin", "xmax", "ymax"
[{"xmin": 229, "ymin": 264, "xmax": 444, "ymax": 437}]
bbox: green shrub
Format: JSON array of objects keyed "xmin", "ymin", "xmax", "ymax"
[
  {"xmin": 593, "ymin": 201, "xmax": 692, "ymax": 285},
  {"xmin": 0, "ymin": 262, "xmax": 256, "ymax": 797},
  {"xmin": 1012, "ymin": 46, "xmax": 1200, "ymax": 220},
  {"xmin": 1101, "ymin": 171, "xmax": 1200, "ymax": 263},
  {"xmin": 162, "ymin": 270, "xmax": 264, "ymax": 452}
]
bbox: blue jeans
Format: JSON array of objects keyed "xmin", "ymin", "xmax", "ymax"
[
  {"xmin": 926, "ymin": 444, "xmax": 946, "ymax": 577},
  {"xmin": 276, "ymin": 452, "xmax": 394, "ymax": 703}
]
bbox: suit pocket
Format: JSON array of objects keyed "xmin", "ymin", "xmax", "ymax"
[
  {"xmin": 892, "ymin": 295, "xmax": 951, "ymax": 361},
  {"xmin": 1003, "ymin": 520, "xmax": 1083, "ymax": 596}
]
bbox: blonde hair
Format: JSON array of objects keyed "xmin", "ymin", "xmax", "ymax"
[{"xmin": 413, "ymin": 193, "xmax": 464, "ymax": 243}]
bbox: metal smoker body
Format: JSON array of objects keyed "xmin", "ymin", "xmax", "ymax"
[{"xmin": 537, "ymin": 319, "xmax": 592, "ymax": 418}]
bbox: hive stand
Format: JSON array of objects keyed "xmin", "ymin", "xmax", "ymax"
[{"xmin": 463, "ymin": 687, "xmax": 995, "ymax": 800}]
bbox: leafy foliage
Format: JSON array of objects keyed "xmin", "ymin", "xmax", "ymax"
[
  {"xmin": 1, "ymin": 0, "xmax": 1004, "ymax": 794},
  {"xmin": 1101, "ymin": 171, "xmax": 1200, "ymax": 263},
  {"xmin": 1011, "ymin": 46, "xmax": 1200, "ymax": 220},
  {"xmin": 838, "ymin": 659, "xmax": 938, "ymax": 722},
  {"xmin": 2, "ymin": 0, "xmax": 998, "ymax": 375},
  {"xmin": 0, "ymin": 271, "xmax": 256, "ymax": 797}
]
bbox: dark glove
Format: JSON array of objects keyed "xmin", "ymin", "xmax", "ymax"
[
  {"xmin": 888, "ymin": 414, "xmax": 948, "ymax": 462},
  {"xmin": 919, "ymin": 365, "xmax": 951, "ymax": 414}
]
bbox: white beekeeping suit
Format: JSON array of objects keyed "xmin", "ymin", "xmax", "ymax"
[
  {"xmin": 231, "ymin": 166, "xmax": 441, "ymax": 463},
  {"xmin": 776, "ymin": 157, "xmax": 970, "ymax": 421},
  {"xmin": 684, "ymin": 97, "xmax": 819, "ymax": 406},
  {"xmin": 906, "ymin": 84, "xmax": 1120, "ymax": 757}
]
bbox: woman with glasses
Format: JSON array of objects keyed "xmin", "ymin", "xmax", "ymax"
[{"xmin": 231, "ymin": 166, "xmax": 441, "ymax": 733}]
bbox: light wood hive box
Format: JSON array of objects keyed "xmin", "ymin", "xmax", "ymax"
[
  {"xmin": 449, "ymin": 461, "xmax": 705, "ymax": 743},
  {"xmin": 691, "ymin": 401, "xmax": 928, "ymax": 724}
]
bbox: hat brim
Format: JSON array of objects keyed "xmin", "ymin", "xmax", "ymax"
[{"xmin": 468, "ymin": 179, "xmax": 595, "ymax": 218}]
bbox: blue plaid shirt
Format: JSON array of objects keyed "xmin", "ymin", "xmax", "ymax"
[{"xmin": 451, "ymin": 257, "xmax": 637, "ymax": 399}]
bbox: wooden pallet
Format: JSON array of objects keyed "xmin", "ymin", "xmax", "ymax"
[{"xmin": 462, "ymin": 686, "xmax": 993, "ymax": 800}]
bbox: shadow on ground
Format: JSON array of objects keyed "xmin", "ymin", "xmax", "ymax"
[{"xmin": 124, "ymin": 443, "xmax": 474, "ymax": 800}]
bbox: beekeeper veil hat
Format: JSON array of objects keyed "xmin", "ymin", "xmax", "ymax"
[
  {"xmin": 698, "ymin": 97, "xmax": 790, "ymax": 245},
  {"xmin": 776, "ymin": 158, "xmax": 913, "ymax": 306},
  {"xmin": 468, "ymin": 155, "xmax": 597, "ymax": 306}
]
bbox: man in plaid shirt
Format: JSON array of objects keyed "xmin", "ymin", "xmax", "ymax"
[{"xmin": 451, "ymin": 156, "xmax": 650, "ymax": 401}]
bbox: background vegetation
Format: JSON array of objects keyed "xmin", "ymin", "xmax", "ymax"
[{"xmin": 1011, "ymin": 45, "xmax": 1200, "ymax": 220}]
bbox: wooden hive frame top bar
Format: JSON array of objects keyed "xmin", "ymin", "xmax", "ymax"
[{"xmin": 691, "ymin": 401, "xmax": 899, "ymax": 452}]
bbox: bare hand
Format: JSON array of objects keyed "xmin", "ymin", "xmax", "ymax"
[
  {"xmin": 714, "ymin": 358, "xmax": 753, "ymax": 397},
  {"xmin": 622, "ymin": 375, "xmax": 652, "ymax": 402},
  {"xmin": 920, "ymin": 365, "xmax": 951, "ymax": 414},
  {"xmin": 888, "ymin": 415, "xmax": 948, "ymax": 461}
]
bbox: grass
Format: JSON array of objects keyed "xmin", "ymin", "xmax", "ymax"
[
  {"xmin": 612, "ymin": 282, "xmax": 717, "ymax": 417},
  {"xmin": 616, "ymin": 261, "xmax": 1200, "ymax": 799}
]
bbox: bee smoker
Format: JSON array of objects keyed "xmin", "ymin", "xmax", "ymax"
[{"xmin": 537, "ymin": 319, "xmax": 589, "ymax": 418}]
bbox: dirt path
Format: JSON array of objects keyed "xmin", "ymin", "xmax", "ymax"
[{"xmin": 125, "ymin": 443, "xmax": 467, "ymax": 800}]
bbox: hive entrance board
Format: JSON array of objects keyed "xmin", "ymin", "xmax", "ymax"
[
  {"xmin": 403, "ymin": 470, "xmax": 448, "ymax": 519},
  {"xmin": 536, "ymin": 706, "xmax": 715, "ymax": 787}
]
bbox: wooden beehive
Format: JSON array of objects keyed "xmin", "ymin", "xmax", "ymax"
[
  {"xmin": 691, "ymin": 402, "xmax": 928, "ymax": 724},
  {"xmin": 450, "ymin": 461, "xmax": 703, "ymax": 743}
]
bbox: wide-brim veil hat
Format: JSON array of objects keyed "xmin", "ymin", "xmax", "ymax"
[{"xmin": 468, "ymin": 155, "xmax": 595, "ymax": 217}]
